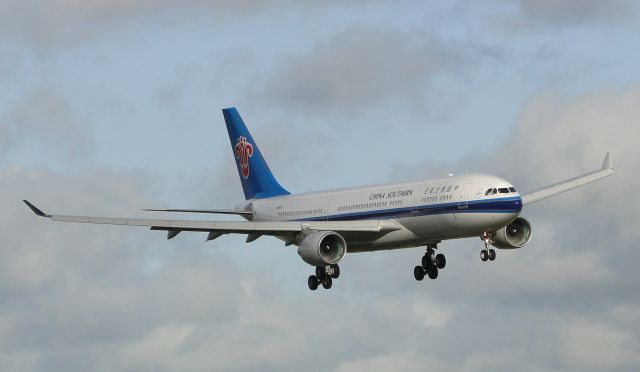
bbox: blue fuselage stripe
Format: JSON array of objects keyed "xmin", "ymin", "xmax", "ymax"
[{"xmin": 296, "ymin": 196, "xmax": 522, "ymax": 222}]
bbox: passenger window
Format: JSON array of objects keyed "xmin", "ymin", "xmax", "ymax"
[{"xmin": 446, "ymin": 186, "xmax": 452, "ymax": 192}]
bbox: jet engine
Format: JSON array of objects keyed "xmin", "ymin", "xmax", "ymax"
[
  {"xmin": 492, "ymin": 217, "xmax": 532, "ymax": 249},
  {"xmin": 297, "ymin": 231, "xmax": 347, "ymax": 266}
]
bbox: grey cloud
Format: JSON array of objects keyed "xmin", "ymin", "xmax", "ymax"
[
  {"xmin": 0, "ymin": 0, "xmax": 261, "ymax": 49},
  {"xmin": 2, "ymin": 85, "xmax": 640, "ymax": 371},
  {"xmin": 384, "ymin": 84, "xmax": 640, "ymax": 369},
  {"xmin": 0, "ymin": 0, "xmax": 374, "ymax": 50},
  {"xmin": 255, "ymin": 26, "xmax": 477, "ymax": 115},
  {"xmin": 560, "ymin": 320, "xmax": 640, "ymax": 370},
  {"xmin": 511, "ymin": 0, "xmax": 637, "ymax": 28},
  {"xmin": 0, "ymin": 87, "xmax": 91, "ymax": 161}
]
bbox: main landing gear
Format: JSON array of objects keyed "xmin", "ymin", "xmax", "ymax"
[
  {"xmin": 308, "ymin": 264, "xmax": 340, "ymax": 290},
  {"xmin": 414, "ymin": 244, "xmax": 446, "ymax": 281},
  {"xmin": 480, "ymin": 232, "xmax": 496, "ymax": 262}
]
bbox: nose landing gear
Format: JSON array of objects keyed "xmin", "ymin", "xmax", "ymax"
[
  {"xmin": 480, "ymin": 232, "xmax": 496, "ymax": 262},
  {"xmin": 414, "ymin": 244, "xmax": 446, "ymax": 281},
  {"xmin": 308, "ymin": 264, "xmax": 340, "ymax": 290}
]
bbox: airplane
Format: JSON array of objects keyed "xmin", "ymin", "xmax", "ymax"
[{"xmin": 24, "ymin": 108, "xmax": 615, "ymax": 291}]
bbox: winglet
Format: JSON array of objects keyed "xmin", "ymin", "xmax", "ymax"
[
  {"xmin": 23, "ymin": 200, "xmax": 50, "ymax": 218},
  {"xmin": 602, "ymin": 152, "xmax": 613, "ymax": 170}
]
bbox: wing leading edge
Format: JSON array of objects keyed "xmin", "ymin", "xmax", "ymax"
[{"xmin": 521, "ymin": 152, "xmax": 614, "ymax": 205}]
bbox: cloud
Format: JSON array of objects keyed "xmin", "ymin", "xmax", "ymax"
[
  {"xmin": 412, "ymin": 297, "xmax": 454, "ymax": 329},
  {"xmin": 2, "ymin": 83, "xmax": 640, "ymax": 371},
  {"xmin": 561, "ymin": 320, "xmax": 640, "ymax": 369},
  {"xmin": 0, "ymin": 0, "xmax": 273, "ymax": 49},
  {"xmin": 507, "ymin": 0, "xmax": 637, "ymax": 28},
  {"xmin": 334, "ymin": 352, "xmax": 450, "ymax": 372},
  {"xmin": 0, "ymin": 0, "xmax": 379, "ymax": 51},
  {"xmin": 0, "ymin": 87, "xmax": 91, "ymax": 162},
  {"xmin": 384, "ymin": 83, "xmax": 640, "ymax": 368},
  {"xmin": 253, "ymin": 25, "xmax": 489, "ymax": 115}
]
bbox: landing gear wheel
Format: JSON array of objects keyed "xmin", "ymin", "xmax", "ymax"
[
  {"xmin": 308, "ymin": 275, "xmax": 319, "ymax": 290},
  {"xmin": 422, "ymin": 255, "xmax": 433, "ymax": 269},
  {"xmin": 427, "ymin": 267, "xmax": 439, "ymax": 279},
  {"xmin": 435, "ymin": 254, "xmax": 446, "ymax": 269},
  {"xmin": 315, "ymin": 266, "xmax": 325, "ymax": 278},
  {"xmin": 330, "ymin": 264, "xmax": 340, "ymax": 279},
  {"xmin": 414, "ymin": 266, "xmax": 425, "ymax": 281},
  {"xmin": 488, "ymin": 249, "xmax": 496, "ymax": 261},
  {"xmin": 480, "ymin": 250, "xmax": 489, "ymax": 262},
  {"xmin": 321, "ymin": 276, "xmax": 333, "ymax": 289}
]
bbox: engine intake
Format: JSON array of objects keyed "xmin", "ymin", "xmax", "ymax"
[
  {"xmin": 297, "ymin": 231, "xmax": 347, "ymax": 266},
  {"xmin": 492, "ymin": 217, "xmax": 532, "ymax": 249}
]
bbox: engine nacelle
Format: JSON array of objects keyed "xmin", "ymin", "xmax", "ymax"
[
  {"xmin": 492, "ymin": 217, "xmax": 533, "ymax": 249},
  {"xmin": 297, "ymin": 231, "xmax": 347, "ymax": 267}
]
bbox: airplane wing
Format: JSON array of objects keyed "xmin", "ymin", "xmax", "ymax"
[
  {"xmin": 521, "ymin": 152, "xmax": 614, "ymax": 205},
  {"xmin": 23, "ymin": 200, "xmax": 400, "ymax": 240}
]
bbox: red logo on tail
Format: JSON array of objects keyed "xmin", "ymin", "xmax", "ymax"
[{"xmin": 235, "ymin": 136, "xmax": 253, "ymax": 179}]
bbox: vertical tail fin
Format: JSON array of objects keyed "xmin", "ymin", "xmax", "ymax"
[{"xmin": 222, "ymin": 108, "xmax": 290, "ymax": 200}]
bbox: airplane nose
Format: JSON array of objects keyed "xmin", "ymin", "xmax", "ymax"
[{"xmin": 513, "ymin": 197, "xmax": 523, "ymax": 213}]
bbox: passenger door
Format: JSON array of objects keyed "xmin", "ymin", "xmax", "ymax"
[{"xmin": 457, "ymin": 183, "xmax": 472, "ymax": 209}]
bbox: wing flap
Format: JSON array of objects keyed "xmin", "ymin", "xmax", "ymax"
[
  {"xmin": 142, "ymin": 208, "xmax": 253, "ymax": 216},
  {"xmin": 521, "ymin": 152, "xmax": 614, "ymax": 205}
]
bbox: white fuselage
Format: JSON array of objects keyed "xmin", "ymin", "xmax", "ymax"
[{"xmin": 242, "ymin": 174, "xmax": 523, "ymax": 252}]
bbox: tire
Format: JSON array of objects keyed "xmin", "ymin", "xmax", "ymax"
[
  {"xmin": 435, "ymin": 254, "xmax": 446, "ymax": 269},
  {"xmin": 427, "ymin": 266, "xmax": 438, "ymax": 279},
  {"xmin": 321, "ymin": 276, "xmax": 333, "ymax": 289},
  {"xmin": 330, "ymin": 264, "xmax": 340, "ymax": 279},
  {"xmin": 480, "ymin": 250, "xmax": 488, "ymax": 262},
  {"xmin": 488, "ymin": 249, "xmax": 496, "ymax": 261},
  {"xmin": 421, "ymin": 255, "xmax": 433, "ymax": 269},
  {"xmin": 414, "ymin": 266, "xmax": 425, "ymax": 281},
  {"xmin": 308, "ymin": 275, "xmax": 319, "ymax": 290}
]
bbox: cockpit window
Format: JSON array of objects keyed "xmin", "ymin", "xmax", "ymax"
[
  {"xmin": 487, "ymin": 187, "xmax": 517, "ymax": 195},
  {"xmin": 487, "ymin": 187, "xmax": 512, "ymax": 195}
]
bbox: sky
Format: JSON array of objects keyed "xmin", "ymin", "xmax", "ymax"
[{"xmin": 1, "ymin": 0, "xmax": 640, "ymax": 371}]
